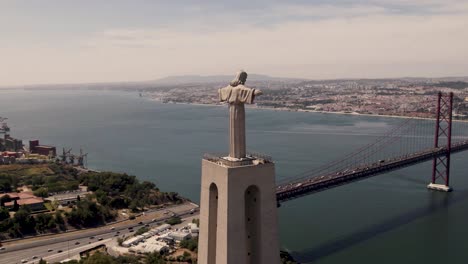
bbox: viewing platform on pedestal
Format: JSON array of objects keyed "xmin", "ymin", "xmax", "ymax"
[{"xmin": 203, "ymin": 152, "xmax": 273, "ymax": 167}]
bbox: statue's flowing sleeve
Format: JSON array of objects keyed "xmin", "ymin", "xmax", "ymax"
[
  {"xmin": 237, "ymin": 85, "xmax": 256, "ymax": 104},
  {"xmin": 218, "ymin": 85, "xmax": 256, "ymax": 104}
]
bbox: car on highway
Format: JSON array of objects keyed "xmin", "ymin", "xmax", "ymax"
[
  {"xmin": 138, "ymin": 221, "xmax": 143, "ymax": 225},
  {"xmin": 129, "ymin": 229, "xmax": 134, "ymax": 232},
  {"xmin": 47, "ymin": 249, "xmax": 53, "ymax": 252},
  {"xmin": 21, "ymin": 259, "xmax": 28, "ymax": 263},
  {"xmin": 190, "ymin": 208, "xmax": 196, "ymax": 214},
  {"xmin": 116, "ymin": 231, "xmax": 120, "ymax": 234},
  {"xmin": 32, "ymin": 256, "xmax": 38, "ymax": 260},
  {"xmin": 89, "ymin": 236, "xmax": 95, "ymax": 239},
  {"xmin": 75, "ymin": 241, "xmax": 80, "ymax": 245},
  {"xmin": 58, "ymin": 250, "xmax": 63, "ymax": 253},
  {"xmin": 0, "ymin": 247, "xmax": 5, "ymax": 250},
  {"xmin": 98, "ymin": 237, "xmax": 103, "ymax": 241},
  {"xmin": 110, "ymin": 227, "xmax": 115, "ymax": 230}
]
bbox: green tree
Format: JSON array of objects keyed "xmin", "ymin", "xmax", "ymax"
[
  {"xmin": 82, "ymin": 252, "xmax": 116, "ymax": 264},
  {"xmin": 165, "ymin": 216, "xmax": 181, "ymax": 225},
  {"xmin": 0, "ymin": 217, "xmax": 13, "ymax": 232},
  {"xmin": 13, "ymin": 199, "xmax": 19, "ymax": 211},
  {"xmin": 115, "ymin": 255, "xmax": 140, "ymax": 264},
  {"xmin": 135, "ymin": 227, "xmax": 149, "ymax": 236},
  {"xmin": 95, "ymin": 189, "xmax": 109, "ymax": 206},
  {"xmin": 0, "ymin": 175, "xmax": 14, "ymax": 192},
  {"xmin": 33, "ymin": 187, "xmax": 49, "ymax": 198},
  {"xmin": 117, "ymin": 237, "xmax": 124, "ymax": 246},
  {"xmin": 67, "ymin": 200, "xmax": 114, "ymax": 227},
  {"xmin": 182, "ymin": 251, "xmax": 191, "ymax": 261},
  {"xmin": 129, "ymin": 200, "xmax": 139, "ymax": 212},
  {"xmin": 180, "ymin": 237, "xmax": 198, "ymax": 252},
  {"xmin": 109, "ymin": 197, "xmax": 128, "ymax": 209},
  {"xmin": 0, "ymin": 207, "xmax": 9, "ymax": 221},
  {"xmin": 55, "ymin": 211, "xmax": 65, "ymax": 225},
  {"xmin": 8, "ymin": 222, "xmax": 22, "ymax": 237},
  {"xmin": 146, "ymin": 252, "xmax": 166, "ymax": 264},
  {"xmin": 13, "ymin": 206, "xmax": 36, "ymax": 234},
  {"xmin": 0, "ymin": 194, "xmax": 11, "ymax": 206},
  {"xmin": 35, "ymin": 213, "xmax": 55, "ymax": 232}
]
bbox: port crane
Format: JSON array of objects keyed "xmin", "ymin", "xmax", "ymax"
[
  {"xmin": 60, "ymin": 148, "xmax": 73, "ymax": 164},
  {"xmin": 77, "ymin": 148, "xmax": 88, "ymax": 168},
  {"xmin": 0, "ymin": 117, "xmax": 10, "ymax": 134}
]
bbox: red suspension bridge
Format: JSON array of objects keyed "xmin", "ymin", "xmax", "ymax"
[{"xmin": 276, "ymin": 92, "xmax": 468, "ymax": 204}]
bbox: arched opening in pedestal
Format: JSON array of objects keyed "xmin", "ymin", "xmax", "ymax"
[
  {"xmin": 245, "ymin": 185, "xmax": 261, "ymax": 264},
  {"xmin": 208, "ymin": 182, "xmax": 218, "ymax": 264}
]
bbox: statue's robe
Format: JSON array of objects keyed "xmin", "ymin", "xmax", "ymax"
[
  {"xmin": 219, "ymin": 85, "xmax": 256, "ymax": 104},
  {"xmin": 218, "ymin": 85, "xmax": 257, "ymax": 159}
]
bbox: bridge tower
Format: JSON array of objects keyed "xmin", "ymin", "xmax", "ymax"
[
  {"xmin": 428, "ymin": 92, "xmax": 454, "ymax": 192},
  {"xmin": 198, "ymin": 71, "xmax": 280, "ymax": 264}
]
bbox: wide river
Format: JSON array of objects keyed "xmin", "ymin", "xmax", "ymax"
[{"xmin": 1, "ymin": 89, "xmax": 467, "ymax": 263}]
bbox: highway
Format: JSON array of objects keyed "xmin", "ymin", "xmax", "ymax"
[{"xmin": 0, "ymin": 202, "xmax": 199, "ymax": 264}]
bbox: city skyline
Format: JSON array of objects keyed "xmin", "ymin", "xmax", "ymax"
[{"xmin": 1, "ymin": 0, "xmax": 467, "ymax": 86}]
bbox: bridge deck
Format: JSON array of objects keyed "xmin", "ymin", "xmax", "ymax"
[{"xmin": 276, "ymin": 141, "xmax": 468, "ymax": 203}]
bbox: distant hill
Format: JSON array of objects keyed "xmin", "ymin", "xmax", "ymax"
[
  {"xmin": 2, "ymin": 75, "xmax": 468, "ymax": 89},
  {"xmin": 150, "ymin": 74, "xmax": 306, "ymax": 85}
]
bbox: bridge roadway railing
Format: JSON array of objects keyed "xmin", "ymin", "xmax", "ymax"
[{"xmin": 276, "ymin": 140, "xmax": 468, "ymax": 204}]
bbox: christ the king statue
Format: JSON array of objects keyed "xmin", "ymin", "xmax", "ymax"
[{"xmin": 219, "ymin": 70, "xmax": 262, "ymax": 160}]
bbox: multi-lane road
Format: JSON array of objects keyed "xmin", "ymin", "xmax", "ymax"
[{"xmin": 0, "ymin": 202, "xmax": 199, "ymax": 264}]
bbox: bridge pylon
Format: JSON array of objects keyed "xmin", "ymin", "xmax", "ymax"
[{"xmin": 428, "ymin": 91, "xmax": 453, "ymax": 192}]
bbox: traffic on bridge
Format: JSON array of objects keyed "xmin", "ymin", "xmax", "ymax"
[{"xmin": 276, "ymin": 92, "xmax": 468, "ymax": 204}]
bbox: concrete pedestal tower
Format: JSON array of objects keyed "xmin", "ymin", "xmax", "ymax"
[{"xmin": 198, "ymin": 71, "xmax": 280, "ymax": 264}]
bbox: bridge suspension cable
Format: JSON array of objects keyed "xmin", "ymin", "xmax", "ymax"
[{"xmin": 276, "ymin": 92, "xmax": 468, "ymax": 203}]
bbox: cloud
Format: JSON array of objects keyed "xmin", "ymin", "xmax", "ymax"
[
  {"xmin": 1, "ymin": 1, "xmax": 468, "ymax": 85},
  {"xmin": 83, "ymin": 7, "xmax": 468, "ymax": 65}
]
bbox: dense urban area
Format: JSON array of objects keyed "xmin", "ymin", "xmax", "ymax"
[{"xmin": 138, "ymin": 76, "xmax": 468, "ymax": 119}]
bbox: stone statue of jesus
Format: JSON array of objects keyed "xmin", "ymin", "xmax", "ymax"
[{"xmin": 219, "ymin": 70, "xmax": 262, "ymax": 160}]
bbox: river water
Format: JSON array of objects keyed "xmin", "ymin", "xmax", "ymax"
[{"xmin": 1, "ymin": 89, "xmax": 467, "ymax": 263}]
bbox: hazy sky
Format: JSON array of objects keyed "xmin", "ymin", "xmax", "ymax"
[{"xmin": 1, "ymin": 0, "xmax": 467, "ymax": 86}]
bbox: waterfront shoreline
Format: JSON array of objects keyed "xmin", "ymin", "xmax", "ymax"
[{"xmin": 147, "ymin": 97, "xmax": 449, "ymax": 122}]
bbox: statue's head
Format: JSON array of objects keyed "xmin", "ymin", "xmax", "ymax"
[{"xmin": 230, "ymin": 70, "xmax": 248, "ymax": 87}]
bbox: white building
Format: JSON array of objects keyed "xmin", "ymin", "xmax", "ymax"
[
  {"xmin": 133, "ymin": 241, "xmax": 169, "ymax": 254},
  {"xmin": 122, "ymin": 235, "xmax": 144, "ymax": 247},
  {"xmin": 188, "ymin": 223, "xmax": 199, "ymax": 234},
  {"xmin": 153, "ymin": 224, "xmax": 171, "ymax": 233},
  {"xmin": 168, "ymin": 231, "xmax": 191, "ymax": 241}
]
